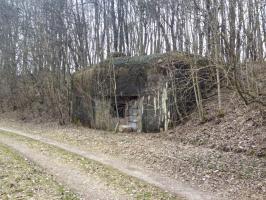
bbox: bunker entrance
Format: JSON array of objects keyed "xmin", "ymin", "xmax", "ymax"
[{"xmin": 111, "ymin": 96, "xmax": 139, "ymax": 130}]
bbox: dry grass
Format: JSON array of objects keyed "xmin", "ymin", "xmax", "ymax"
[
  {"xmin": 0, "ymin": 143, "xmax": 78, "ymax": 200},
  {"xmin": 0, "ymin": 131, "xmax": 182, "ymax": 200}
]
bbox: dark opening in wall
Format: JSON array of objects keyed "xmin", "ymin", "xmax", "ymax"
[
  {"xmin": 115, "ymin": 103, "xmax": 126, "ymax": 118},
  {"xmin": 76, "ymin": 96, "xmax": 82, "ymax": 107},
  {"xmin": 111, "ymin": 98, "xmax": 126, "ymax": 118},
  {"xmin": 110, "ymin": 96, "xmax": 138, "ymax": 118}
]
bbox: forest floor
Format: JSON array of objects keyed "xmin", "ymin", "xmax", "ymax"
[{"xmin": 0, "ymin": 90, "xmax": 265, "ymax": 200}]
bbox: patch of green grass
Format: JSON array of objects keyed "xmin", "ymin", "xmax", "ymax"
[
  {"xmin": 0, "ymin": 131, "xmax": 183, "ymax": 200},
  {"xmin": 0, "ymin": 142, "xmax": 79, "ymax": 200}
]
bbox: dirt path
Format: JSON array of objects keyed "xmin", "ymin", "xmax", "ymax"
[
  {"xmin": 0, "ymin": 136, "xmax": 126, "ymax": 200},
  {"xmin": 0, "ymin": 127, "xmax": 215, "ymax": 200}
]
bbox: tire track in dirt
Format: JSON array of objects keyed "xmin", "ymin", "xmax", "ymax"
[
  {"xmin": 0, "ymin": 127, "xmax": 216, "ymax": 200},
  {"xmin": 0, "ymin": 136, "xmax": 127, "ymax": 200}
]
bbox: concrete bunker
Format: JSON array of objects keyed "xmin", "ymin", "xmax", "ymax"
[{"xmin": 72, "ymin": 52, "xmax": 212, "ymax": 132}]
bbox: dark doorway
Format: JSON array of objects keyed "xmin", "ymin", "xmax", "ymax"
[{"xmin": 110, "ymin": 96, "xmax": 138, "ymax": 119}]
